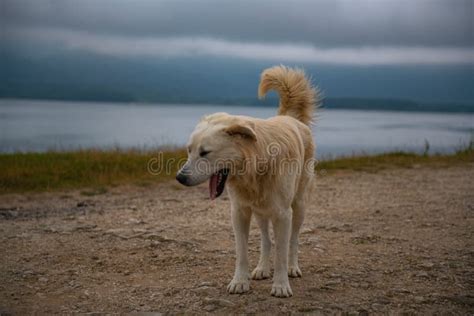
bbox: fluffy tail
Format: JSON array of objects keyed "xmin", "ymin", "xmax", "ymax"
[{"xmin": 258, "ymin": 65, "xmax": 320, "ymax": 126}]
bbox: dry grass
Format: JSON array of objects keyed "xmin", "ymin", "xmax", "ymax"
[
  {"xmin": 0, "ymin": 146, "xmax": 472, "ymax": 194},
  {"xmin": 0, "ymin": 148, "xmax": 187, "ymax": 193},
  {"xmin": 317, "ymin": 147, "xmax": 473, "ymax": 173}
]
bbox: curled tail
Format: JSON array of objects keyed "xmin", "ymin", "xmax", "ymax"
[{"xmin": 258, "ymin": 65, "xmax": 320, "ymax": 126}]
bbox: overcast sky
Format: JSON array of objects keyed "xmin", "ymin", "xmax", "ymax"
[{"xmin": 2, "ymin": 0, "xmax": 473, "ymax": 65}]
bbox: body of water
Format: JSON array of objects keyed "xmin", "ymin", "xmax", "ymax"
[{"xmin": 1, "ymin": 99, "xmax": 472, "ymax": 157}]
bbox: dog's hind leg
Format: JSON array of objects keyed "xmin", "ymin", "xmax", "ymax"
[
  {"xmin": 271, "ymin": 209, "xmax": 293, "ymax": 297},
  {"xmin": 289, "ymin": 198, "xmax": 305, "ymax": 277},
  {"xmin": 289, "ymin": 165, "xmax": 313, "ymax": 278},
  {"xmin": 251, "ymin": 215, "xmax": 272, "ymax": 280},
  {"xmin": 227, "ymin": 205, "xmax": 251, "ymax": 294}
]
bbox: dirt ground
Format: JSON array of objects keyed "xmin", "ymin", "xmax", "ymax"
[{"xmin": 0, "ymin": 164, "xmax": 473, "ymax": 315}]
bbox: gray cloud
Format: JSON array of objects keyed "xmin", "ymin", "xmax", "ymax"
[
  {"xmin": 2, "ymin": 0, "xmax": 473, "ymax": 65},
  {"xmin": 2, "ymin": 0, "xmax": 472, "ymax": 47},
  {"xmin": 8, "ymin": 27, "xmax": 474, "ymax": 65}
]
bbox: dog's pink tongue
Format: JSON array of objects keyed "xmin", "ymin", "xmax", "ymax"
[{"xmin": 209, "ymin": 174, "xmax": 218, "ymax": 200}]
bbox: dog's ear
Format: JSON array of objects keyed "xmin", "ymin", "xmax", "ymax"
[{"xmin": 224, "ymin": 124, "xmax": 257, "ymax": 141}]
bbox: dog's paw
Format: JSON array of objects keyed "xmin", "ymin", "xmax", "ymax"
[
  {"xmin": 288, "ymin": 265, "xmax": 302, "ymax": 278},
  {"xmin": 271, "ymin": 281, "xmax": 293, "ymax": 298},
  {"xmin": 251, "ymin": 266, "xmax": 271, "ymax": 280},
  {"xmin": 227, "ymin": 279, "xmax": 250, "ymax": 294}
]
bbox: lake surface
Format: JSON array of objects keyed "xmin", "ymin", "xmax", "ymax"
[{"xmin": 1, "ymin": 99, "xmax": 472, "ymax": 157}]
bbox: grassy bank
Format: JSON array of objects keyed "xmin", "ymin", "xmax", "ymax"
[
  {"xmin": 318, "ymin": 147, "xmax": 473, "ymax": 172},
  {"xmin": 0, "ymin": 149, "xmax": 187, "ymax": 194},
  {"xmin": 0, "ymin": 147, "xmax": 472, "ymax": 194}
]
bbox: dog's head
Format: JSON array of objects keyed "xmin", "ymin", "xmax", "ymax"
[{"xmin": 176, "ymin": 112, "xmax": 256, "ymax": 199}]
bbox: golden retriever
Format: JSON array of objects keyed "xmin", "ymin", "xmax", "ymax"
[{"xmin": 176, "ymin": 65, "xmax": 319, "ymax": 297}]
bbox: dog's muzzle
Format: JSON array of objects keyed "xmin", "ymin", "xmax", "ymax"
[{"xmin": 175, "ymin": 172, "xmax": 190, "ymax": 186}]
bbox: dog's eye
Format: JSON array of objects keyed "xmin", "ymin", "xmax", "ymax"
[{"xmin": 199, "ymin": 150, "xmax": 211, "ymax": 157}]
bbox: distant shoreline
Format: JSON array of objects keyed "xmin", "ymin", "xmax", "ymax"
[{"xmin": 2, "ymin": 97, "xmax": 474, "ymax": 114}]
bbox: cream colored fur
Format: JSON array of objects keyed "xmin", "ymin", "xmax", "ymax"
[{"xmin": 177, "ymin": 65, "xmax": 319, "ymax": 297}]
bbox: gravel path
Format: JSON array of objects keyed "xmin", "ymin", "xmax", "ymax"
[{"xmin": 1, "ymin": 164, "xmax": 473, "ymax": 314}]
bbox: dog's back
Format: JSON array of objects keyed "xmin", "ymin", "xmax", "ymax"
[{"xmin": 257, "ymin": 65, "xmax": 319, "ymax": 195}]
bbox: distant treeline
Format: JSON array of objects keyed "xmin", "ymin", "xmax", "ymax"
[
  {"xmin": 2, "ymin": 90, "xmax": 473, "ymax": 113},
  {"xmin": 205, "ymin": 97, "xmax": 474, "ymax": 113},
  {"xmin": 322, "ymin": 98, "xmax": 474, "ymax": 113},
  {"xmin": 2, "ymin": 52, "xmax": 474, "ymax": 113}
]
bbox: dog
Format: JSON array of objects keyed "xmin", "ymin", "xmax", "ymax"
[{"xmin": 176, "ymin": 65, "xmax": 319, "ymax": 297}]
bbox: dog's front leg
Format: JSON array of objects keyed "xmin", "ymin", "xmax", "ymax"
[
  {"xmin": 271, "ymin": 210, "xmax": 293, "ymax": 297},
  {"xmin": 227, "ymin": 205, "xmax": 251, "ymax": 294}
]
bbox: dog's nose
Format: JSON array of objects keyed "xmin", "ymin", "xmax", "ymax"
[{"xmin": 176, "ymin": 172, "xmax": 188, "ymax": 185}]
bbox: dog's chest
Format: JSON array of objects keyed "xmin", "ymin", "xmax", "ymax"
[{"xmin": 226, "ymin": 183, "xmax": 274, "ymax": 216}]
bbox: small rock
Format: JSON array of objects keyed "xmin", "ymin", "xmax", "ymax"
[
  {"xmin": 414, "ymin": 296, "xmax": 427, "ymax": 304},
  {"xmin": 198, "ymin": 281, "xmax": 215, "ymax": 287},
  {"xmin": 375, "ymin": 296, "xmax": 391, "ymax": 305},
  {"xmin": 15, "ymin": 233, "xmax": 31, "ymax": 239},
  {"xmin": 301, "ymin": 228, "xmax": 315, "ymax": 234},
  {"xmin": 414, "ymin": 271, "xmax": 429, "ymax": 278},
  {"xmin": 38, "ymin": 277, "xmax": 48, "ymax": 283},
  {"xmin": 371, "ymin": 303, "xmax": 384, "ymax": 311},
  {"xmin": 420, "ymin": 262, "xmax": 434, "ymax": 269},
  {"xmin": 126, "ymin": 218, "xmax": 144, "ymax": 225},
  {"xmin": 342, "ymin": 224, "xmax": 353, "ymax": 232},
  {"xmin": 204, "ymin": 298, "xmax": 235, "ymax": 307},
  {"xmin": 394, "ymin": 288, "xmax": 411, "ymax": 294},
  {"xmin": 193, "ymin": 286, "xmax": 213, "ymax": 293},
  {"xmin": 72, "ymin": 224, "xmax": 97, "ymax": 232},
  {"xmin": 42, "ymin": 227, "xmax": 59, "ymax": 233},
  {"xmin": 325, "ymin": 280, "xmax": 341, "ymax": 286},
  {"xmin": 313, "ymin": 246, "xmax": 325, "ymax": 253},
  {"xmin": 203, "ymin": 304, "xmax": 217, "ymax": 312},
  {"xmin": 320, "ymin": 285, "xmax": 336, "ymax": 291}
]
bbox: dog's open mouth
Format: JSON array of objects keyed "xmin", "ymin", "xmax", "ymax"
[{"xmin": 209, "ymin": 169, "xmax": 229, "ymax": 200}]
